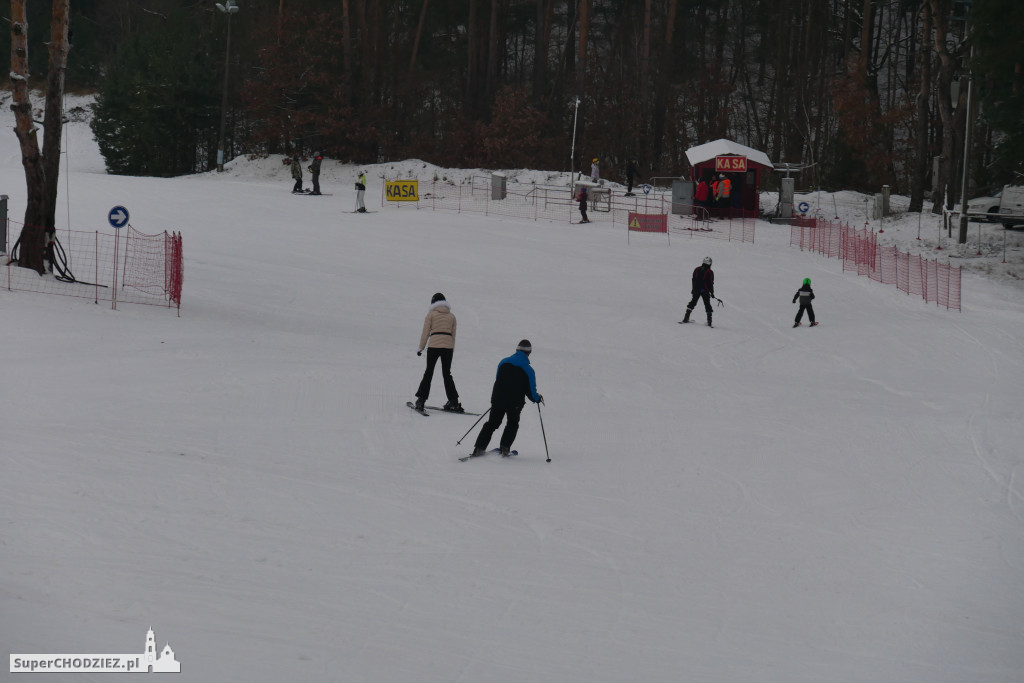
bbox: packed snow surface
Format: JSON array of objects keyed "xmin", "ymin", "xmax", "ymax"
[{"xmin": 2, "ymin": 94, "xmax": 1023, "ymax": 682}]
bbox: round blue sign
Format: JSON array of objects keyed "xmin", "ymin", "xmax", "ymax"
[
  {"xmin": 108, "ymin": 205, "xmax": 130, "ymax": 229},
  {"xmin": 798, "ymin": 201, "xmax": 810, "ymax": 214},
  {"xmin": 642, "ymin": 184, "xmax": 652, "ymax": 195}
]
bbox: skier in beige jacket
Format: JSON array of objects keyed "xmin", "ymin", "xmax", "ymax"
[{"xmin": 414, "ymin": 293, "xmax": 462, "ymax": 412}]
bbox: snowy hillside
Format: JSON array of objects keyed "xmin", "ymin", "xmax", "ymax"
[{"xmin": 2, "ymin": 96, "xmax": 1024, "ymax": 682}]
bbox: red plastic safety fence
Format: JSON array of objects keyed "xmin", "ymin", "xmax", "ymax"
[
  {"xmin": 380, "ymin": 177, "xmax": 757, "ymax": 244},
  {"xmin": 789, "ymin": 218, "xmax": 960, "ymax": 310},
  {"xmin": 3, "ymin": 221, "xmax": 183, "ymax": 311}
]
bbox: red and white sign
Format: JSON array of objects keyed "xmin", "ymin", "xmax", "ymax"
[
  {"xmin": 627, "ymin": 213, "xmax": 668, "ymax": 233},
  {"xmin": 715, "ymin": 156, "xmax": 747, "ymax": 173}
]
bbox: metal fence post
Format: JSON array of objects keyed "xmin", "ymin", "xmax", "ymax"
[{"xmin": 1, "ymin": 194, "xmax": 8, "ymax": 254}]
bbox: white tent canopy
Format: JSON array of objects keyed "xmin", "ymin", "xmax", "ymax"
[{"xmin": 685, "ymin": 139, "xmax": 773, "ymax": 169}]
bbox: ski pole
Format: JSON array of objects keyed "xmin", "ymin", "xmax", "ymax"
[
  {"xmin": 715, "ymin": 297, "xmax": 725, "ymax": 308},
  {"xmin": 537, "ymin": 402, "xmax": 550, "ymax": 463},
  {"xmin": 455, "ymin": 407, "xmax": 491, "ymax": 446}
]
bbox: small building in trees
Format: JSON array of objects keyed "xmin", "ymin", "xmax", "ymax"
[{"xmin": 685, "ymin": 139, "xmax": 773, "ymax": 216}]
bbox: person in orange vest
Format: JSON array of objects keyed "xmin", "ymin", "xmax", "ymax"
[{"xmin": 715, "ymin": 173, "xmax": 733, "ymax": 207}]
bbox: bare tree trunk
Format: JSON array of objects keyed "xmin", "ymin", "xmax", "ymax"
[
  {"xmin": 910, "ymin": 2, "xmax": 931, "ymax": 213},
  {"xmin": 574, "ymin": 0, "xmax": 591, "ymax": 158},
  {"xmin": 408, "ymin": 0, "xmax": 429, "ymax": 85},
  {"xmin": 651, "ymin": 0, "xmax": 678, "ymax": 168},
  {"xmin": 641, "ymin": 0, "xmax": 651, "ymax": 115},
  {"xmin": 466, "ymin": 0, "xmax": 480, "ymax": 117},
  {"xmin": 9, "ymin": 0, "xmax": 46, "ymax": 274},
  {"xmin": 43, "ymin": 0, "xmax": 71, "ymax": 233},
  {"xmin": 485, "ymin": 0, "xmax": 502, "ymax": 108},
  {"xmin": 928, "ymin": 0, "xmax": 962, "ymax": 213},
  {"xmin": 342, "ymin": 0, "xmax": 352, "ymax": 107},
  {"xmin": 577, "ymin": 0, "xmax": 591, "ymax": 97},
  {"xmin": 532, "ymin": 0, "xmax": 554, "ymax": 104}
]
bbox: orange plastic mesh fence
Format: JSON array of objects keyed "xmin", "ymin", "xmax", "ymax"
[{"xmin": 3, "ymin": 222, "xmax": 182, "ymax": 310}]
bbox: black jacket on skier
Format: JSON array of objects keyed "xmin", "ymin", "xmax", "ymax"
[
  {"xmin": 793, "ymin": 279, "xmax": 816, "ymax": 325},
  {"xmin": 683, "ymin": 257, "xmax": 715, "ymax": 324}
]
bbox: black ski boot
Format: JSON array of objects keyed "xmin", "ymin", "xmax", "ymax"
[
  {"xmin": 499, "ymin": 446, "xmax": 511, "ymax": 457},
  {"xmin": 682, "ymin": 307, "xmax": 693, "ymax": 323},
  {"xmin": 706, "ymin": 314, "xmax": 713, "ymax": 328},
  {"xmin": 443, "ymin": 401, "xmax": 464, "ymax": 413},
  {"xmin": 414, "ymin": 398, "xmax": 425, "ymax": 411}
]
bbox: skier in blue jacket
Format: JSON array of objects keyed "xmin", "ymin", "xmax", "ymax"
[{"xmin": 472, "ymin": 340, "xmax": 543, "ymax": 456}]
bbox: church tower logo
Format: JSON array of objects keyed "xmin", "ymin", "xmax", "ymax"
[
  {"xmin": 143, "ymin": 627, "xmax": 181, "ymax": 673},
  {"xmin": 9, "ymin": 626, "xmax": 182, "ymax": 673}
]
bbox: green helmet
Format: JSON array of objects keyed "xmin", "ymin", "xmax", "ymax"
[{"xmin": 803, "ymin": 278, "xmax": 811, "ymax": 286}]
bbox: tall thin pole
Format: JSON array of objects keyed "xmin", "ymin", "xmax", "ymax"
[
  {"xmin": 217, "ymin": 10, "xmax": 234, "ymax": 172},
  {"xmin": 957, "ymin": 41, "xmax": 975, "ymax": 243},
  {"xmin": 568, "ymin": 97, "xmax": 580, "ymax": 184}
]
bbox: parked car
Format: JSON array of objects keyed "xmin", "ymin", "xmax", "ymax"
[
  {"xmin": 999, "ymin": 185, "xmax": 1024, "ymax": 229},
  {"xmin": 967, "ymin": 188, "xmax": 1003, "ymax": 221}
]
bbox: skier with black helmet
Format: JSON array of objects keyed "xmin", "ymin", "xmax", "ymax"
[
  {"xmin": 471, "ymin": 340, "xmax": 543, "ymax": 456},
  {"xmin": 792, "ymin": 278, "xmax": 817, "ymax": 327},
  {"xmin": 414, "ymin": 293, "xmax": 462, "ymax": 412},
  {"xmin": 681, "ymin": 257, "xmax": 716, "ymax": 327}
]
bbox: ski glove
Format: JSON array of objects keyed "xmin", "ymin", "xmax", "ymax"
[
  {"xmin": 536, "ymin": 394, "xmax": 544, "ymax": 405},
  {"xmin": 417, "ymin": 349, "xmax": 423, "ymax": 356}
]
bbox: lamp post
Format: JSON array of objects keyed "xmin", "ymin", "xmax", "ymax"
[
  {"xmin": 568, "ymin": 96, "xmax": 581, "ymax": 185},
  {"xmin": 215, "ymin": 0, "xmax": 240, "ymax": 172}
]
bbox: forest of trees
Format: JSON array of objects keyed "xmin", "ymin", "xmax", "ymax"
[{"xmin": 6, "ymin": 0, "xmax": 1024, "ymax": 212}]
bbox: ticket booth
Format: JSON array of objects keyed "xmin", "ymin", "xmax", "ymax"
[{"xmin": 685, "ymin": 139, "xmax": 773, "ymax": 218}]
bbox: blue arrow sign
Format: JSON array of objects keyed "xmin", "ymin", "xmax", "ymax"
[
  {"xmin": 108, "ymin": 205, "xmax": 130, "ymax": 229},
  {"xmin": 642, "ymin": 184, "xmax": 652, "ymax": 195},
  {"xmin": 798, "ymin": 201, "xmax": 810, "ymax": 214}
]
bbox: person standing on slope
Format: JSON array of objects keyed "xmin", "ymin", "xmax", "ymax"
[
  {"xmin": 625, "ymin": 159, "xmax": 640, "ymax": 197},
  {"xmin": 682, "ymin": 256, "xmax": 716, "ymax": 327},
  {"xmin": 578, "ymin": 185, "xmax": 590, "ymax": 223},
  {"xmin": 695, "ymin": 175, "xmax": 710, "ymax": 209},
  {"xmin": 290, "ymin": 156, "xmax": 304, "ymax": 193},
  {"xmin": 308, "ymin": 152, "xmax": 323, "ymax": 195},
  {"xmin": 414, "ymin": 293, "xmax": 462, "ymax": 412},
  {"xmin": 355, "ymin": 170, "xmax": 368, "ymax": 213},
  {"xmin": 472, "ymin": 340, "xmax": 543, "ymax": 456},
  {"xmin": 792, "ymin": 277, "xmax": 817, "ymax": 327},
  {"xmin": 590, "ymin": 157, "xmax": 600, "ymax": 183}
]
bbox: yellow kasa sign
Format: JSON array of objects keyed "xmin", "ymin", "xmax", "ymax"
[{"xmin": 385, "ymin": 180, "xmax": 419, "ymax": 202}]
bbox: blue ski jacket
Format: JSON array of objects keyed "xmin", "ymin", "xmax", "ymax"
[{"xmin": 491, "ymin": 350, "xmax": 540, "ymax": 406}]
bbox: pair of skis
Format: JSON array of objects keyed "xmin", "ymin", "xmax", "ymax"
[
  {"xmin": 409, "ymin": 400, "xmax": 551, "ymax": 464},
  {"xmin": 406, "ymin": 402, "xmax": 482, "ymax": 417},
  {"xmin": 458, "ymin": 448, "xmax": 518, "ymax": 462}
]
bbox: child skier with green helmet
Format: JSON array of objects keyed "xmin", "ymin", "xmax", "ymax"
[{"xmin": 792, "ymin": 277, "xmax": 817, "ymax": 327}]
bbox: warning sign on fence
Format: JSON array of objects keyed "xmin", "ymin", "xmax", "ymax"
[{"xmin": 628, "ymin": 213, "xmax": 668, "ymax": 233}]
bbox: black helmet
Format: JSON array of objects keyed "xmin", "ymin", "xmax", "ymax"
[
  {"xmin": 431, "ymin": 292, "xmax": 445, "ymax": 304},
  {"xmin": 516, "ymin": 339, "xmax": 532, "ymax": 354}
]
